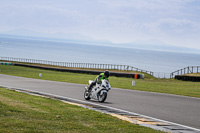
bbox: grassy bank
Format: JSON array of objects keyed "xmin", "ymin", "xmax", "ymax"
[
  {"xmin": 0, "ymin": 87, "xmax": 161, "ymax": 132},
  {"xmin": 0, "ymin": 60, "xmax": 155, "ymax": 79},
  {"xmin": 0, "ymin": 65, "xmax": 200, "ymax": 98},
  {"xmin": 184, "ymin": 73, "xmax": 200, "ymax": 77}
]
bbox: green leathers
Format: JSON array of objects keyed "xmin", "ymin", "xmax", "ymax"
[
  {"xmin": 95, "ymin": 73, "xmax": 109, "ymax": 83},
  {"xmin": 88, "ymin": 70, "xmax": 110, "ymax": 91}
]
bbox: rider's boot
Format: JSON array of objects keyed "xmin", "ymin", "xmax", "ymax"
[
  {"xmin": 88, "ymin": 81, "xmax": 96, "ymax": 93},
  {"xmin": 88, "ymin": 86, "xmax": 92, "ymax": 93}
]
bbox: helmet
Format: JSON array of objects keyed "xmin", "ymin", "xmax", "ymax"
[{"xmin": 104, "ymin": 70, "xmax": 110, "ymax": 78}]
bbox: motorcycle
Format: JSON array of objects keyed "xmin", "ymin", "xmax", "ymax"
[{"xmin": 84, "ymin": 79, "xmax": 111, "ymax": 103}]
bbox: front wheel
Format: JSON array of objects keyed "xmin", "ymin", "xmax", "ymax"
[
  {"xmin": 84, "ymin": 90, "xmax": 91, "ymax": 100},
  {"xmin": 97, "ymin": 91, "xmax": 107, "ymax": 103}
]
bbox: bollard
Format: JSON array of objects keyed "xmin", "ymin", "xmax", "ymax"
[{"xmin": 132, "ymin": 81, "xmax": 135, "ymax": 86}]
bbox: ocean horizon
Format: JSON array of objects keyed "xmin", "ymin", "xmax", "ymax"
[{"xmin": 1, "ymin": 35, "xmax": 200, "ymax": 77}]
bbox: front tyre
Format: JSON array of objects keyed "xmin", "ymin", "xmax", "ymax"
[
  {"xmin": 97, "ymin": 91, "xmax": 107, "ymax": 103},
  {"xmin": 84, "ymin": 90, "xmax": 91, "ymax": 100}
]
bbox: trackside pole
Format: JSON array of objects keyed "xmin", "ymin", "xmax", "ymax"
[{"xmin": 132, "ymin": 81, "xmax": 135, "ymax": 86}]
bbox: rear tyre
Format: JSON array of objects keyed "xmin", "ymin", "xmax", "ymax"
[
  {"xmin": 97, "ymin": 91, "xmax": 107, "ymax": 103},
  {"xmin": 84, "ymin": 90, "xmax": 91, "ymax": 100}
]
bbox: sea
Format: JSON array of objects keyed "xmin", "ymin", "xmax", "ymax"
[{"xmin": 0, "ymin": 35, "xmax": 200, "ymax": 78}]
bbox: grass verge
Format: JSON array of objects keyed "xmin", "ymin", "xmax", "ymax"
[
  {"xmin": 0, "ymin": 87, "xmax": 162, "ymax": 133},
  {"xmin": 0, "ymin": 65, "xmax": 200, "ymax": 98}
]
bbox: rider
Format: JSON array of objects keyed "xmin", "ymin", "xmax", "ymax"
[{"xmin": 88, "ymin": 70, "xmax": 110, "ymax": 92}]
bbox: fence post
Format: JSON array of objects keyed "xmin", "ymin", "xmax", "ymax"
[
  {"xmin": 192, "ymin": 66, "xmax": 193, "ymax": 73},
  {"xmin": 170, "ymin": 73, "xmax": 173, "ymax": 79}
]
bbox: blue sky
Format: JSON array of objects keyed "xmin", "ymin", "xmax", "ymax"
[{"xmin": 0, "ymin": 0, "xmax": 200, "ymax": 49}]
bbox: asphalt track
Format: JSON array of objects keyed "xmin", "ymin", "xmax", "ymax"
[{"xmin": 0, "ymin": 74, "xmax": 200, "ymax": 130}]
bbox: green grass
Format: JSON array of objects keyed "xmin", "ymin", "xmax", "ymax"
[
  {"xmin": 1, "ymin": 65, "xmax": 200, "ymax": 98},
  {"xmin": 0, "ymin": 87, "xmax": 162, "ymax": 133},
  {"xmin": 184, "ymin": 73, "xmax": 200, "ymax": 77}
]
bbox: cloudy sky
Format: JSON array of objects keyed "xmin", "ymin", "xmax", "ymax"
[{"xmin": 0, "ymin": 0, "xmax": 200, "ymax": 49}]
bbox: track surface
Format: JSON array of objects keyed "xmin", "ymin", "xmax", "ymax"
[{"xmin": 0, "ymin": 74, "xmax": 200, "ymax": 129}]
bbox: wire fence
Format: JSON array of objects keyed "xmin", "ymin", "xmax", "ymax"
[{"xmin": 153, "ymin": 72, "xmax": 171, "ymax": 79}]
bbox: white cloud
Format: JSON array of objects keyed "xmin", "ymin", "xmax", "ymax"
[
  {"xmin": 97, "ymin": 0, "xmax": 191, "ymax": 9},
  {"xmin": 144, "ymin": 18, "xmax": 200, "ymax": 33},
  {"xmin": 0, "ymin": 0, "xmax": 200, "ymax": 49}
]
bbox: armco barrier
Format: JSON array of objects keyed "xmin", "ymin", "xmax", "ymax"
[
  {"xmin": 175, "ymin": 75, "xmax": 200, "ymax": 82},
  {"xmin": 14, "ymin": 63, "xmax": 144, "ymax": 79}
]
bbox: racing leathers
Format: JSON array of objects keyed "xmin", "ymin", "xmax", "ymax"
[{"xmin": 88, "ymin": 73, "xmax": 109, "ymax": 92}]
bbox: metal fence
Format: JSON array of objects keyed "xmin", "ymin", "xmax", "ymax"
[
  {"xmin": 0, "ymin": 56, "xmax": 154, "ymax": 76},
  {"xmin": 3, "ymin": 56, "xmax": 196, "ymax": 79},
  {"xmin": 170, "ymin": 66, "xmax": 200, "ymax": 78}
]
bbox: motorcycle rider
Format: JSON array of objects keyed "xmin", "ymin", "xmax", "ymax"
[{"xmin": 87, "ymin": 70, "xmax": 110, "ymax": 92}]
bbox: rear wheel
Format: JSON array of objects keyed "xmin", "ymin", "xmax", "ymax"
[
  {"xmin": 97, "ymin": 91, "xmax": 107, "ymax": 103},
  {"xmin": 84, "ymin": 90, "xmax": 91, "ymax": 100}
]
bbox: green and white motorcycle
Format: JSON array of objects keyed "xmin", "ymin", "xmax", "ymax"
[{"xmin": 84, "ymin": 79, "xmax": 111, "ymax": 103}]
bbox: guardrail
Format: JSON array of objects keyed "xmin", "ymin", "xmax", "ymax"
[
  {"xmin": 170, "ymin": 66, "xmax": 200, "ymax": 78},
  {"xmin": 175, "ymin": 75, "xmax": 200, "ymax": 82},
  {"xmin": 0, "ymin": 56, "xmax": 154, "ymax": 76}
]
